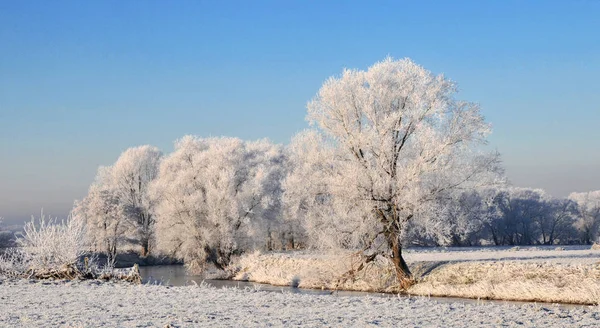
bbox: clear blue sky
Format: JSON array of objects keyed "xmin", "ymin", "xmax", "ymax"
[{"xmin": 1, "ymin": 0, "xmax": 599, "ymax": 224}]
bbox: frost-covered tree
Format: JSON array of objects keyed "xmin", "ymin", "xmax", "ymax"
[
  {"xmin": 481, "ymin": 187, "xmax": 579, "ymax": 245},
  {"xmin": 283, "ymin": 130, "xmax": 336, "ymax": 250},
  {"xmin": 151, "ymin": 136, "xmax": 285, "ymax": 273},
  {"xmin": 105, "ymin": 146, "xmax": 162, "ymax": 255},
  {"xmin": 74, "ymin": 183, "xmax": 130, "ymax": 266},
  {"xmin": 535, "ymin": 197, "xmax": 578, "ymax": 245},
  {"xmin": 425, "ymin": 190, "xmax": 496, "ymax": 246},
  {"xmin": 569, "ymin": 191, "xmax": 600, "ymax": 244},
  {"xmin": 302, "ymin": 57, "xmax": 501, "ymax": 286},
  {"xmin": 487, "ymin": 188, "xmax": 547, "ymax": 246},
  {"xmin": 74, "ymin": 146, "xmax": 162, "ymax": 257}
]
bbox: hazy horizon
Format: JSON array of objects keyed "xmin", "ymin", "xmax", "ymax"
[{"xmin": 1, "ymin": 1, "xmax": 599, "ymax": 226}]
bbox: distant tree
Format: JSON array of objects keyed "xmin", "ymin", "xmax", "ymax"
[
  {"xmin": 428, "ymin": 190, "xmax": 496, "ymax": 246},
  {"xmin": 150, "ymin": 136, "xmax": 285, "ymax": 273},
  {"xmin": 535, "ymin": 197, "xmax": 578, "ymax": 245},
  {"xmin": 301, "ymin": 57, "xmax": 501, "ymax": 287},
  {"xmin": 569, "ymin": 191, "xmax": 600, "ymax": 244},
  {"xmin": 481, "ymin": 187, "xmax": 580, "ymax": 246},
  {"xmin": 489, "ymin": 188, "xmax": 547, "ymax": 245}
]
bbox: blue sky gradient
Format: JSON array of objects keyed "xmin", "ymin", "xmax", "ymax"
[{"xmin": 1, "ymin": 0, "xmax": 599, "ymax": 224}]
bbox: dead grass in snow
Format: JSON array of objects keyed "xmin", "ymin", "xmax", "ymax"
[{"xmin": 232, "ymin": 249, "xmax": 600, "ymax": 305}]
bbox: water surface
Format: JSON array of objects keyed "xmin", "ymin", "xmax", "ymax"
[{"xmin": 139, "ymin": 265, "xmax": 377, "ymax": 297}]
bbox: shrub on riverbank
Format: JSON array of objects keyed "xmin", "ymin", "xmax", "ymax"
[{"xmin": 0, "ymin": 213, "xmax": 140, "ymax": 282}]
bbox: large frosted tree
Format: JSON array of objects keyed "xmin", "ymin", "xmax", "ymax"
[
  {"xmin": 151, "ymin": 136, "xmax": 285, "ymax": 273},
  {"xmin": 302, "ymin": 57, "xmax": 501, "ymax": 287}
]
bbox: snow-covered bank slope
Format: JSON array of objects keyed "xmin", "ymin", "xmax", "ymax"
[
  {"xmin": 410, "ymin": 261, "xmax": 600, "ymax": 304},
  {"xmin": 1, "ymin": 279, "xmax": 599, "ymax": 327},
  {"xmin": 233, "ymin": 248, "xmax": 600, "ymax": 304}
]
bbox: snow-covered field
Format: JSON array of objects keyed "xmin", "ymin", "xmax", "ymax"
[
  {"xmin": 233, "ymin": 246, "xmax": 600, "ymax": 305},
  {"xmin": 1, "ymin": 278, "xmax": 600, "ymax": 327},
  {"xmin": 404, "ymin": 245, "xmax": 600, "ymax": 265}
]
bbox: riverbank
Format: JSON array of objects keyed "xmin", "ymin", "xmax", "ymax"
[
  {"xmin": 232, "ymin": 247, "xmax": 600, "ymax": 305},
  {"xmin": 1, "ymin": 278, "xmax": 599, "ymax": 327}
]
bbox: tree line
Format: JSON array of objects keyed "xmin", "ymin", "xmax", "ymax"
[{"xmin": 71, "ymin": 58, "xmax": 600, "ymax": 287}]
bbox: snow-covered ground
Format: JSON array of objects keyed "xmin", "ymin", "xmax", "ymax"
[
  {"xmin": 1, "ymin": 278, "xmax": 600, "ymax": 327},
  {"xmin": 403, "ymin": 245, "xmax": 600, "ymax": 265}
]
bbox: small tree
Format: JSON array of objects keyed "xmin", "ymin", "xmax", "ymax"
[{"xmin": 303, "ymin": 58, "xmax": 501, "ymax": 286}]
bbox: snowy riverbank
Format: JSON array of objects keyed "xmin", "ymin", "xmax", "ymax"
[
  {"xmin": 233, "ymin": 247, "xmax": 600, "ymax": 305},
  {"xmin": 1, "ymin": 278, "xmax": 600, "ymax": 327}
]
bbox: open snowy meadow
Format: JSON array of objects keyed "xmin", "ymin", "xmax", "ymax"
[{"xmin": 2, "ymin": 278, "xmax": 600, "ymax": 327}]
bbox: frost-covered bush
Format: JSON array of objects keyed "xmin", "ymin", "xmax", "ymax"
[
  {"xmin": 18, "ymin": 213, "xmax": 87, "ymax": 274},
  {"xmin": 0, "ymin": 248, "xmax": 28, "ymax": 277},
  {"xmin": 0, "ymin": 212, "xmax": 87, "ymax": 278},
  {"xmin": 412, "ymin": 190, "xmax": 496, "ymax": 247}
]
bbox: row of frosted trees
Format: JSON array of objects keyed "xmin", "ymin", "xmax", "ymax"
[
  {"xmin": 406, "ymin": 188, "xmax": 600, "ymax": 247},
  {"xmin": 73, "ymin": 58, "xmax": 600, "ymax": 286},
  {"xmin": 73, "ymin": 145, "xmax": 600, "ymax": 258}
]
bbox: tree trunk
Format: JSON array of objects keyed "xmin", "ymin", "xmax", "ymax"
[
  {"xmin": 389, "ymin": 231, "xmax": 412, "ymax": 288},
  {"xmin": 141, "ymin": 239, "xmax": 150, "ymax": 257},
  {"xmin": 203, "ymin": 245, "xmax": 226, "ymax": 271}
]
